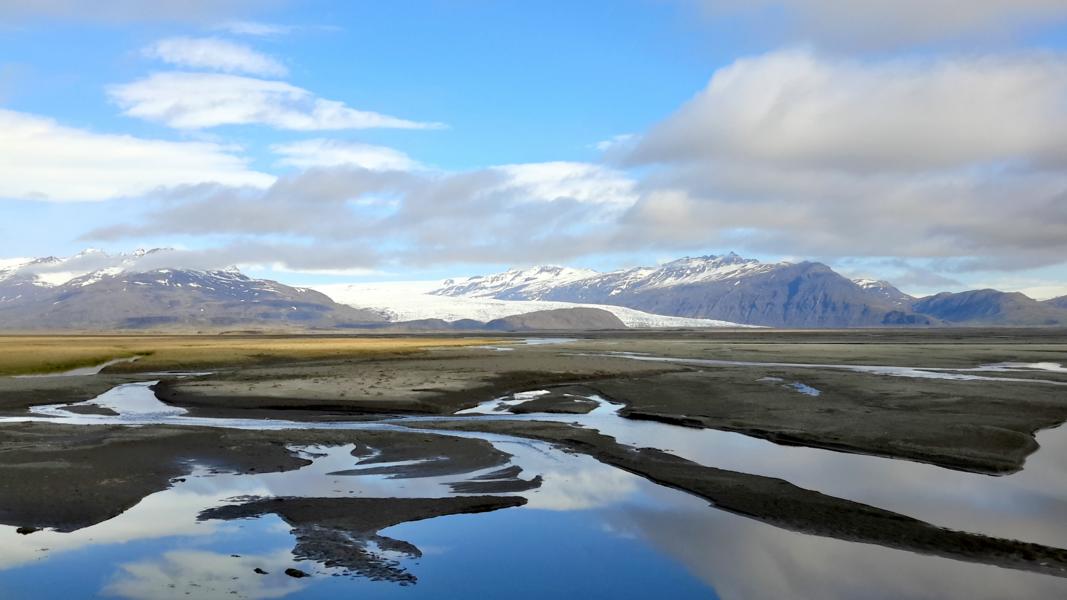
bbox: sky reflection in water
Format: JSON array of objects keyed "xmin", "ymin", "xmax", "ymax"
[{"xmin": 2, "ymin": 376, "xmax": 1067, "ymax": 598}]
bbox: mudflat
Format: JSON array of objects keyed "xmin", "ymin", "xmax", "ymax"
[
  {"xmin": 0, "ymin": 423, "xmax": 527, "ymax": 531},
  {"xmin": 4, "ymin": 329, "xmax": 1067, "ymax": 586},
  {"xmin": 143, "ymin": 330, "xmax": 1067, "ymax": 473}
]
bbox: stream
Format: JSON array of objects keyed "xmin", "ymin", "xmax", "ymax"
[{"xmin": 2, "ymin": 365, "xmax": 1067, "ymax": 599}]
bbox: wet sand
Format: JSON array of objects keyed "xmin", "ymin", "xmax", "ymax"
[
  {"xmin": 199, "ymin": 496, "xmax": 527, "ymax": 584},
  {"xmin": 146, "ymin": 331, "xmax": 1067, "ymax": 474},
  {"xmin": 152, "ymin": 349, "xmax": 682, "ymax": 417},
  {"xmin": 0, "ymin": 423, "xmax": 521, "ymax": 531},
  {"xmin": 589, "ymin": 367, "xmax": 1067, "ymax": 474},
  {"xmin": 0, "ymin": 374, "xmax": 144, "ymax": 415},
  {"xmin": 3, "ymin": 329, "xmax": 1067, "ymax": 587}
]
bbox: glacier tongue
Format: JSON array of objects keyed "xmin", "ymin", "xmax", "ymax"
[{"xmin": 314, "ymin": 281, "xmax": 748, "ymax": 328}]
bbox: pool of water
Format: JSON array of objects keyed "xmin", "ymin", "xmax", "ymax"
[{"xmin": 594, "ymin": 353, "xmax": 1067, "ymax": 386}]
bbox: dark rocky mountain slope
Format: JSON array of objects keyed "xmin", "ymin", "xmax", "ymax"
[
  {"xmin": 435, "ymin": 254, "xmax": 935, "ymax": 328},
  {"xmin": 0, "ymin": 267, "xmax": 384, "ymax": 330},
  {"xmin": 912, "ymin": 290, "xmax": 1067, "ymax": 327}
]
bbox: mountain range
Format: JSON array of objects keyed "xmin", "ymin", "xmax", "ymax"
[
  {"xmin": 432, "ymin": 253, "xmax": 1067, "ymax": 328},
  {"xmin": 0, "ymin": 249, "xmax": 1065, "ymax": 330},
  {"xmin": 0, "ymin": 250, "xmax": 383, "ymax": 330}
]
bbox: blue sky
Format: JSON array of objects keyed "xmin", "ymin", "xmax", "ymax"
[{"xmin": 3, "ymin": 1, "xmax": 1067, "ymax": 297}]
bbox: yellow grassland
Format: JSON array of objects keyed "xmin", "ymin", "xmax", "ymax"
[{"xmin": 0, "ymin": 335, "xmax": 499, "ymax": 376}]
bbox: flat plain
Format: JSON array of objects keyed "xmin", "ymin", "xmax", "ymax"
[{"xmin": 2, "ymin": 329, "xmax": 1067, "ymax": 597}]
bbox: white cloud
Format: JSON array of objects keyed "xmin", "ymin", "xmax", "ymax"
[
  {"xmin": 493, "ymin": 162, "xmax": 638, "ymax": 206},
  {"xmin": 84, "ymin": 161, "xmax": 641, "ymax": 267},
  {"xmin": 104, "ymin": 549, "xmax": 306, "ymax": 600},
  {"xmin": 109, "ymin": 72, "xmax": 442, "ymax": 131},
  {"xmin": 605, "ymin": 50, "xmax": 1067, "ymax": 271},
  {"xmin": 144, "ymin": 36, "xmax": 287, "ymax": 77},
  {"xmin": 272, "ymin": 138, "xmax": 420, "ymax": 171},
  {"xmin": 696, "ymin": 1, "xmax": 1067, "ymax": 49},
  {"xmin": 0, "ymin": 108, "xmax": 273, "ymax": 202},
  {"xmin": 632, "ymin": 49, "xmax": 1067, "ymax": 172},
  {"xmin": 214, "ymin": 20, "xmax": 294, "ymax": 36},
  {"xmin": 593, "ymin": 133, "xmax": 637, "ymax": 152}
]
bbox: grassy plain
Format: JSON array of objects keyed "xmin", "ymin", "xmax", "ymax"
[{"xmin": 0, "ymin": 335, "xmax": 498, "ymax": 376}]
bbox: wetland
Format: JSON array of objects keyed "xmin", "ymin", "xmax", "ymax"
[{"xmin": 2, "ymin": 329, "xmax": 1067, "ymax": 599}]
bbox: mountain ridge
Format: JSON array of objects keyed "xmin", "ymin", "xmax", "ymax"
[
  {"xmin": 0, "ymin": 250, "xmax": 385, "ymax": 330},
  {"xmin": 432, "ymin": 253, "xmax": 1067, "ymax": 328},
  {"xmin": 3, "ymin": 250, "xmax": 1066, "ymax": 329},
  {"xmin": 434, "ymin": 254, "xmax": 936, "ymax": 327},
  {"xmin": 912, "ymin": 289, "xmax": 1067, "ymax": 327}
]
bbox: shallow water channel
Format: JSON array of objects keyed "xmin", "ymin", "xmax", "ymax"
[{"xmin": 2, "ymin": 365, "xmax": 1067, "ymax": 599}]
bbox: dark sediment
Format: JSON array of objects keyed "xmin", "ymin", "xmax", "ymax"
[
  {"xmin": 200, "ymin": 496, "xmax": 526, "ymax": 584},
  {"xmin": 587, "ymin": 367, "xmax": 1067, "ymax": 474},
  {"xmin": 448, "ymin": 475, "xmax": 543, "ymax": 493},
  {"xmin": 0, "ymin": 424, "xmax": 514, "ymax": 531},
  {"xmin": 59, "ymin": 403, "xmax": 119, "ymax": 416},
  {"xmin": 509, "ymin": 387, "xmax": 600, "ymax": 414}
]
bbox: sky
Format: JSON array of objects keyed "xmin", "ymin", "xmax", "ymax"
[{"xmin": 3, "ymin": 0, "xmax": 1067, "ymax": 298}]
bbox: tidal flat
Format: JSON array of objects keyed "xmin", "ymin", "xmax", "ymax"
[{"xmin": 2, "ymin": 329, "xmax": 1067, "ymax": 599}]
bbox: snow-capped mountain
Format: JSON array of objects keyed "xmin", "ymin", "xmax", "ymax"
[
  {"xmin": 0, "ymin": 250, "xmax": 384, "ymax": 330},
  {"xmin": 433, "ymin": 253, "xmax": 936, "ymax": 327},
  {"xmin": 435, "ymin": 253, "xmax": 777, "ymax": 300},
  {"xmin": 7, "ymin": 249, "xmax": 1065, "ymax": 330},
  {"xmin": 315, "ymin": 281, "xmax": 747, "ymax": 328},
  {"xmin": 0, "ymin": 248, "xmax": 149, "ymax": 287},
  {"xmin": 852, "ymin": 278, "xmax": 914, "ymax": 307},
  {"xmin": 435, "ymin": 266, "xmax": 601, "ymax": 300}
]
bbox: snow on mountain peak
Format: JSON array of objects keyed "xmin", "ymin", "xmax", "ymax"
[
  {"xmin": 854, "ymin": 278, "xmax": 893, "ymax": 290},
  {"xmin": 0, "ymin": 248, "xmax": 237, "ymax": 288},
  {"xmin": 431, "ymin": 252, "xmax": 790, "ymax": 300},
  {"xmin": 432, "ymin": 264, "xmax": 600, "ymax": 298}
]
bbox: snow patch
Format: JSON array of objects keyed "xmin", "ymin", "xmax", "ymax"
[{"xmin": 314, "ymin": 281, "xmax": 747, "ymax": 328}]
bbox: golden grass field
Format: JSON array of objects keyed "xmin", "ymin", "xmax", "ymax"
[{"xmin": 0, "ymin": 335, "xmax": 499, "ymax": 376}]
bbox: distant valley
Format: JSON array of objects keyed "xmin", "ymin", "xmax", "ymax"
[{"xmin": 2, "ymin": 249, "xmax": 1066, "ymax": 330}]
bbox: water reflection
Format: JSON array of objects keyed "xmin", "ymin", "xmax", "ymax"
[
  {"xmin": 4, "ymin": 377, "xmax": 1067, "ymax": 598},
  {"xmin": 4, "ymin": 450, "xmax": 1066, "ymax": 599},
  {"xmin": 105, "ymin": 548, "xmax": 307, "ymax": 600},
  {"xmin": 461, "ymin": 391, "xmax": 1067, "ymax": 549},
  {"xmin": 610, "ymin": 486, "xmax": 1067, "ymax": 600}
]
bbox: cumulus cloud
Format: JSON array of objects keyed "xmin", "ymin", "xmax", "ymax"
[
  {"xmin": 630, "ymin": 49, "xmax": 1067, "ymax": 172},
  {"xmin": 603, "ymin": 49, "xmax": 1067, "ymax": 272},
  {"xmin": 144, "ymin": 36, "xmax": 288, "ymax": 77},
  {"xmin": 492, "ymin": 162, "xmax": 638, "ymax": 207},
  {"xmin": 86, "ymin": 168, "xmax": 411, "ymax": 242},
  {"xmin": 57, "ymin": 42, "xmax": 1067, "ymax": 278},
  {"xmin": 0, "ymin": 108, "xmax": 273, "ymax": 202},
  {"xmin": 618, "ymin": 154, "xmax": 1067, "ymax": 269},
  {"xmin": 695, "ymin": 0, "xmax": 1067, "ymax": 50},
  {"xmin": 272, "ymin": 139, "xmax": 421, "ymax": 171},
  {"xmin": 109, "ymin": 72, "xmax": 442, "ymax": 131},
  {"xmin": 76, "ymin": 128, "xmax": 1067, "ymax": 273},
  {"xmin": 83, "ymin": 161, "xmax": 639, "ymax": 268}
]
